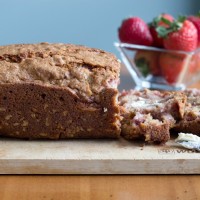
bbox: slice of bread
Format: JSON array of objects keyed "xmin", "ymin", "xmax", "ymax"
[
  {"xmin": 173, "ymin": 89, "xmax": 200, "ymax": 135},
  {"xmin": 119, "ymin": 89, "xmax": 186, "ymax": 143}
]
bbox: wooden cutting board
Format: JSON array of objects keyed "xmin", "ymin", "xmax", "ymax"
[{"xmin": 0, "ymin": 137, "xmax": 199, "ymax": 174}]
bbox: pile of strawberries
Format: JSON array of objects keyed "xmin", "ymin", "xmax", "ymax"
[{"xmin": 118, "ymin": 13, "xmax": 200, "ymax": 84}]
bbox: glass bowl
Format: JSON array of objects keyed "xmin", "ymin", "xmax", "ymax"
[{"xmin": 115, "ymin": 42, "xmax": 200, "ymax": 90}]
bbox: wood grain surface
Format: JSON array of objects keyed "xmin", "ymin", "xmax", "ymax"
[
  {"xmin": 0, "ymin": 175, "xmax": 200, "ymax": 200},
  {"xmin": 0, "ymin": 138, "xmax": 200, "ymax": 174}
]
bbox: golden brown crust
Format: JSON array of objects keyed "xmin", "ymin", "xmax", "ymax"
[
  {"xmin": 0, "ymin": 43, "xmax": 119, "ymax": 69},
  {"xmin": 0, "ymin": 43, "xmax": 120, "ymax": 103}
]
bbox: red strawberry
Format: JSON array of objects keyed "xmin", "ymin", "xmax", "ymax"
[
  {"xmin": 118, "ymin": 17, "xmax": 153, "ymax": 46},
  {"xmin": 149, "ymin": 28, "xmax": 163, "ymax": 47},
  {"xmin": 134, "ymin": 50, "xmax": 161, "ymax": 76},
  {"xmin": 158, "ymin": 14, "xmax": 174, "ymax": 27},
  {"xmin": 188, "ymin": 15, "xmax": 200, "ymax": 47},
  {"xmin": 149, "ymin": 14, "xmax": 174, "ymax": 47},
  {"xmin": 159, "ymin": 52, "xmax": 198, "ymax": 84},
  {"xmin": 159, "ymin": 52, "xmax": 186, "ymax": 84},
  {"xmin": 158, "ymin": 18, "xmax": 198, "ymax": 51}
]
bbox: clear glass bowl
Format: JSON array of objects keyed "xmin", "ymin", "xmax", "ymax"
[{"xmin": 115, "ymin": 42, "xmax": 200, "ymax": 90}]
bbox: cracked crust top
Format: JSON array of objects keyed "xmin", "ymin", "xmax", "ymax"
[
  {"xmin": 0, "ymin": 43, "xmax": 120, "ymax": 68},
  {"xmin": 0, "ymin": 43, "xmax": 120, "ymax": 102}
]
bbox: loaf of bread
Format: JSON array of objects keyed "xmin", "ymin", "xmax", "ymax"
[
  {"xmin": 2, "ymin": 42, "xmax": 200, "ymax": 143},
  {"xmin": 119, "ymin": 89, "xmax": 186, "ymax": 143},
  {"xmin": 0, "ymin": 43, "xmax": 121, "ymax": 139}
]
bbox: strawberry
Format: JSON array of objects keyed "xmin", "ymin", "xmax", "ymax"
[
  {"xmin": 118, "ymin": 17, "xmax": 153, "ymax": 46},
  {"xmin": 157, "ymin": 18, "xmax": 198, "ymax": 51},
  {"xmin": 134, "ymin": 50, "xmax": 161, "ymax": 76},
  {"xmin": 149, "ymin": 13, "xmax": 174, "ymax": 47},
  {"xmin": 157, "ymin": 14, "xmax": 174, "ymax": 28},
  {"xmin": 159, "ymin": 51, "xmax": 199, "ymax": 84},
  {"xmin": 188, "ymin": 15, "xmax": 200, "ymax": 47},
  {"xmin": 159, "ymin": 52, "xmax": 185, "ymax": 84}
]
